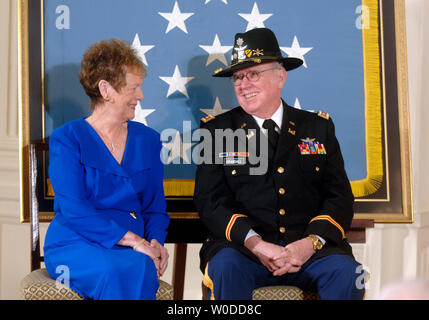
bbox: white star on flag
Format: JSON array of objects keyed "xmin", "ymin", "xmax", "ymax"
[
  {"xmin": 238, "ymin": 2, "xmax": 272, "ymax": 31},
  {"xmin": 199, "ymin": 34, "xmax": 233, "ymax": 67},
  {"xmin": 205, "ymin": 0, "xmax": 228, "ymax": 4},
  {"xmin": 200, "ymin": 97, "xmax": 228, "ymax": 116},
  {"xmin": 163, "ymin": 131, "xmax": 195, "ymax": 164},
  {"xmin": 293, "ymin": 98, "xmax": 302, "ymax": 109},
  {"xmin": 132, "ymin": 102, "xmax": 155, "ymax": 126},
  {"xmin": 131, "ymin": 34, "xmax": 154, "ymax": 66},
  {"xmin": 293, "ymin": 98, "xmax": 314, "ymax": 113},
  {"xmin": 159, "ymin": 1, "xmax": 194, "ymax": 34},
  {"xmin": 160, "ymin": 65, "xmax": 195, "ymax": 98},
  {"xmin": 281, "ymin": 36, "xmax": 313, "ymax": 68}
]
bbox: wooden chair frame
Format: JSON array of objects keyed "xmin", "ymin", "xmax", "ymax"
[{"xmin": 28, "ymin": 142, "xmax": 49, "ymax": 272}]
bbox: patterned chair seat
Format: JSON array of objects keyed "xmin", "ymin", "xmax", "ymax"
[
  {"xmin": 20, "ymin": 268, "xmax": 173, "ymax": 300},
  {"xmin": 21, "ymin": 144, "xmax": 174, "ymax": 301},
  {"xmin": 252, "ymin": 285, "xmax": 319, "ymax": 300}
]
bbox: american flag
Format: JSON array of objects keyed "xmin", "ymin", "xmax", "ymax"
[{"xmin": 43, "ymin": 0, "xmax": 369, "ymax": 191}]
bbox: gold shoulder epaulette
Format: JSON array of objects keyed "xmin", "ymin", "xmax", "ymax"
[
  {"xmin": 317, "ymin": 110, "xmax": 330, "ymax": 120},
  {"xmin": 201, "ymin": 114, "xmax": 215, "ymax": 123}
]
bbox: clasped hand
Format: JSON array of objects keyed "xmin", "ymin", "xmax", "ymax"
[
  {"xmin": 245, "ymin": 236, "xmax": 315, "ymax": 276},
  {"xmin": 134, "ymin": 239, "xmax": 169, "ymax": 277}
]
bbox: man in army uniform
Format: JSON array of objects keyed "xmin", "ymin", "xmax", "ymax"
[{"xmin": 194, "ymin": 28, "xmax": 366, "ymax": 300}]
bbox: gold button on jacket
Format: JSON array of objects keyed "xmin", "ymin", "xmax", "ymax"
[{"xmin": 195, "ymin": 101, "xmax": 355, "ymax": 271}]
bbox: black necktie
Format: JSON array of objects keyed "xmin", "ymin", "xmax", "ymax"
[{"xmin": 262, "ymin": 119, "xmax": 279, "ymax": 149}]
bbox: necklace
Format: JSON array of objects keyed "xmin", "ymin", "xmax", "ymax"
[
  {"xmin": 96, "ymin": 129, "xmax": 117, "ymax": 153},
  {"xmin": 86, "ymin": 117, "xmax": 127, "ymax": 156}
]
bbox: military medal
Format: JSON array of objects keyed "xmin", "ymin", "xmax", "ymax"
[{"xmin": 298, "ymin": 138, "xmax": 326, "ymax": 155}]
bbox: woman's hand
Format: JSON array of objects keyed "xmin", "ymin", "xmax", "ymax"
[
  {"xmin": 149, "ymin": 239, "xmax": 169, "ymax": 277},
  {"xmin": 118, "ymin": 231, "xmax": 169, "ymax": 277},
  {"xmin": 133, "ymin": 238, "xmax": 162, "ymax": 276}
]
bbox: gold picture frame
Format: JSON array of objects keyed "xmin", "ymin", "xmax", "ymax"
[{"xmin": 18, "ymin": 0, "xmax": 412, "ymax": 223}]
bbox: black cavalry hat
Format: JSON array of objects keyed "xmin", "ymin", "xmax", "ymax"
[{"xmin": 213, "ymin": 28, "xmax": 303, "ymax": 77}]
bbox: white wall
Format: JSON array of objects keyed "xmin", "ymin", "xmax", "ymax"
[
  {"xmin": 0, "ymin": 0, "xmax": 428, "ymax": 300},
  {"xmin": 354, "ymin": 0, "xmax": 429, "ymax": 299},
  {"xmin": 0, "ymin": 0, "xmax": 26, "ymax": 300}
]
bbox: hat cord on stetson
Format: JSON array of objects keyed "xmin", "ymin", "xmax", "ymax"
[{"xmin": 229, "ymin": 56, "xmax": 282, "ymax": 68}]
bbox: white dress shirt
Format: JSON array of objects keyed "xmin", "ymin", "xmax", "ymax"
[{"xmin": 251, "ymin": 102, "xmax": 283, "ymax": 134}]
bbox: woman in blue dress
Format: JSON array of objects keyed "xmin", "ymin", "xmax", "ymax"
[{"xmin": 44, "ymin": 39, "xmax": 170, "ymax": 300}]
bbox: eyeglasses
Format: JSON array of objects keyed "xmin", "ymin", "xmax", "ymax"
[{"xmin": 231, "ymin": 67, "xmax": 280, "ymax": 86}]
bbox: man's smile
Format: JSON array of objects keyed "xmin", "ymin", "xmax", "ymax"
[{"xmin": 244, "ymin": 92, "xmax": 259, "ymax": 99}]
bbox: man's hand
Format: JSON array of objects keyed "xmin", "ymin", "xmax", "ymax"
[
  {"xmin": 271, "ymin": 237, "xmax": 315, "ymax": 276},
  {"xmin": 244, "ymin": 236, "xmax": 286, "ymax": 272}
]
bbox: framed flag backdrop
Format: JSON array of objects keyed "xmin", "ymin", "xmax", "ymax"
[{"xmin": 19, "ymin": 0, "xmax": 412, "ymax": 224}]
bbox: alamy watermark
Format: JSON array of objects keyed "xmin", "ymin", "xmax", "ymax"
[
  {"xmin": 160, "ymin": 121, "xmax": 269, "ymax": 175},
  {"xmin": 55, "ymin": 5, "xmax": 70, "ymax": 30},
  {"xmin": 355, "ymin": 5, "xmax": 370, "ymax": 30},
  {"xmin": 355, "ymin": 264, "xmax": 371, "ymax": 290},
  {"xmin": 55, "ymin": 264, "xmax": 71, "ymax": 290}
]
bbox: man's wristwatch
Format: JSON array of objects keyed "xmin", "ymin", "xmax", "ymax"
[{"xmin": 307, "ymin": 235, "xmax": 324, "ymax": 251}]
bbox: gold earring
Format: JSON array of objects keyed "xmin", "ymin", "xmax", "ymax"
[{"xmin": 104, "ymin": 96, "xmax": 110, "ymax": 102}]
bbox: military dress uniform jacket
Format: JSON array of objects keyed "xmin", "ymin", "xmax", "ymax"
[{"xmin": 194, "ymin": 101, "xmax": 355, "ymax": 272}]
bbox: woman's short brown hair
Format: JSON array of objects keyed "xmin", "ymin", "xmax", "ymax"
[{"xmin": 79, "ymin": 38, "xmax": 146, "ymax": 109}]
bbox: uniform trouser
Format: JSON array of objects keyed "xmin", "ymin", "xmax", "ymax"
[{"xmin": 205, "ymin": 247, "xmax": 366, "ymax": 300}]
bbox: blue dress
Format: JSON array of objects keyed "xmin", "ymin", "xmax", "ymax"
[{"xmin": 43, "ymin": 118, "xmax": 170, "ymax": 300}]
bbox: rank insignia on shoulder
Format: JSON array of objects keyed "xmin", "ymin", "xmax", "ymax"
[
  {"xmin": 201, "ymin": 114, "xmax": 215, "ymax": 123},
  {"xmin": 317, "ymin": 110, "xmax": 330, "ymax": 120}
]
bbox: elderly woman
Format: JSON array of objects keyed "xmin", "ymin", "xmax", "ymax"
[{"xmin": 43, "ymin": 39, "xmax": 170, "ymax": 300}]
